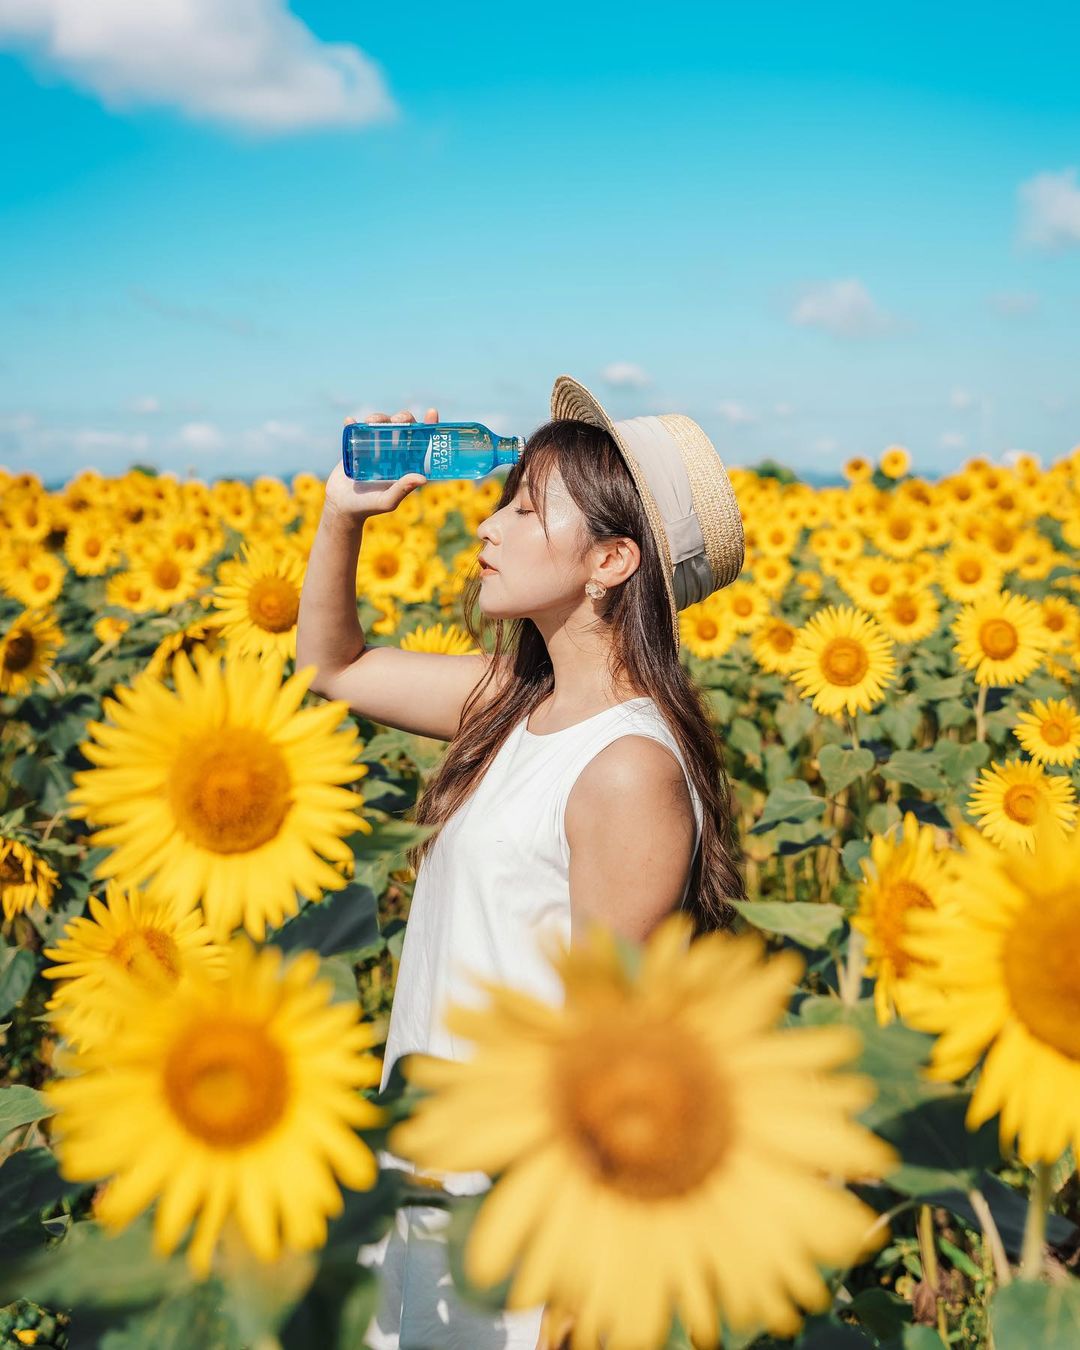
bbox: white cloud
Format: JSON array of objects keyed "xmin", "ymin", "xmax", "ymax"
[
  {"xmin": 813, "ymin": 436, "xmax": 839, "ymax": 454},
  {"xmin": 949, "ymin": 387, "xmax": 974, "ymax": 411},
  {"xmin": 790, "ymin": 278, "xmax": 895, "ymax": 338},
  {"xmin": 1018, "ymin": 168, "xmax": 1080, "ymax": 250},
  {"xmin": 940, "ymin": 431, "xmax": 967, "ymax": 450},
  {"xmin": 175, "ymin": 421, "xmax": 224, "ymax": 452},
  {"xmin": 989, "ymin": 290, "xmax": 1039, "ymax": 316},
  {"xmin": 600, "ymin": 362, "xmax": 651, "ymax": 389},
  {"xmin": 129, "ymin": 394, "xmax": 160, "ymax": 414},
  {"xmin": 773, "ymin": 402, "xmax": 794, "ymax": 418},
  {"xmin": 0, "ymin": 0, "xmax": 398, "ymax": 133},
  {"xmin": 715, "ymin": 400, "xmax": 756, "ymax": 425},
  {"xmin": 0, "ymin": 413, "xmax": 152, "ymax": 477}
]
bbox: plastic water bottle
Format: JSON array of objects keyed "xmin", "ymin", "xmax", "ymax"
[{"xmin": 342, "ymin": 421, "xmax": 526, "ymax": 481}]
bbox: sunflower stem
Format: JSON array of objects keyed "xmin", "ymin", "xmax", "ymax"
[
  {"xmin": 974, "ymin": 683, "xmax": 988, "ymax": 743},
  {"xmin": 968, "ymin": 1185, "xmax": 1012, "ymax": 1287},
  {"xmin": 847, "ymin": 712, "xmax": 861, "ymax": 752},
  {"xmin": 840, "ymin": 927, "xmax": 865, "ymax": 1005},
  {"xmin": 1019, "ymin": 1160, "xmax": 1053, "ymax": 1280}
]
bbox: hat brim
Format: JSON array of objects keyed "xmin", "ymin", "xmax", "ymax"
[{"xmin": 550, "ymin": 373, "xmax": 682, "ymax": 652}]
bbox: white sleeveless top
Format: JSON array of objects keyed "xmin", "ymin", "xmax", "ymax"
[{"xmin": 376, "ymin": 695, "xmax": 704, "ymax": 1195}]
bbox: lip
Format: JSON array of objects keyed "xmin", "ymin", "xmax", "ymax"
[{"xmin": 478, "ymin": 556, "xmax": 499, "ymax": 573}]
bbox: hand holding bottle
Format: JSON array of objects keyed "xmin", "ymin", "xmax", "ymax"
[{"xmin": 323, "ymin": 407, "xmax": 438, "ymax": 520}]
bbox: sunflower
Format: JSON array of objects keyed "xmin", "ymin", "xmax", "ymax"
[
  {"xmin": 1, "ymin": 550, "xmax": 67, "ymax": 608},
  {"xmin": 937, "ymin": 545, "xmax": 1004, "ymax": 605},
  {"xmin": 788, "ymin": 605, "xmax": 897, "ymax": 718},
  {"xmin": 843, "ymin": 456, "xmax": 874, "ymax": 484},
  {"xmin": 755, "ymin": 520, "xmax": 801, "ymax": 558},
  {"xmin": 67, "ymin": 649, "xmax": 371, "ymax": 941},
  {"xmin": 356, "ymin": 538, "xmax": 422, "ymax": 600},
  {"xmin": 64, "ymin": 518, "xmax": 120, "ymax": 577},
  {"xmin": 966, "ymin": 758, "xmax": 1077, "ymax": 851},
  {"xmin": 1013, "ymin": 698, "xmax": 1080, "ymax": 767},
  {"xmin": 93, "ymin": 615, "xmax": 130, "ymax": 647},
  {"xmin": 903, "ymin": 820, "xmax": 1080, "ymax": 1164},
  {"xmin": 145, "ymin": 616, "xmax": 227, "ymax": 681},
  {"xmin": 679, "ymin": 603, "xmax": 738, "ymax": 661},
  {"xmin": 839, "ymin": 557, "xmax": 900, "ymax": 613},
  {"xmin": 129, "ymin": 548, "xmax": 209, "ymax": 610},
  {"xmin": 369, "ymin": 598, "xmax": 402, "ymax": 637},
  {"xmin": 870, "ymin": 508, "xmax": 927, "ymax": 560},
  {"xmin": 42, "ymin": 880, "xmax": 228, "ymax": 1050},
  {"xmin": 749, "ymin": 555, "xmax": 793, "ymax": 597},
  {"xmin": 879, "ymin": 445, "xmax": 911, "ymax": 479},
  {"xmin": 750, "ymin": 617, "xmax": 801, "ymax": 674},
  {"xmin": 0, "ymin": 608, "xmax": 64, "ymax": 697},
  {"xmin": 389, "ymin": 911, "xmax": 898, "ymax": 1346},
  {"xmin": 0, "ymin": 833, "xmax": 59, "ymax": 921},
  {"xmin": 850, "ymin": 813, "xmax": 955, "ymax": 1026},
  {"xmin": 105, "ymin": 570, "xmax": 156, "ymax": 614},
  {"xmin": 719, "ymin": 580, "xmax": 771, "ymax": 634},
  {"xmin": 952, "ymin": 590, "xmax": 1050, "ymax": 687},
  {"xmin": 210, "ymin": 541, "xmax": 306, "ymax": 661},
  {"xmin": 399, "ymin": 622, "xmax": 480, "ymax": 655},
  {"xmin": 876, "ymin": 589, "xmax": 940, "ymax": 645},
  {"xmin": 43, "ymin": 938, "xmax": 386, "ymax": 1277},
  {"xmin": 1038, "ymin": 596, "xmax": 1079, "ymax": 652}
]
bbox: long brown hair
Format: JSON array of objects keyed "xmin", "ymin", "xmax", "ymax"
[{"xmin": 404, "ymin": 418, "xmax": 745, "ymax": 935}]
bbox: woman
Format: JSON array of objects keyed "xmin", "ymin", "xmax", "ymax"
[{"xmin": 296, "ymin": 373, "xmax": 746, "ymax": 1349}]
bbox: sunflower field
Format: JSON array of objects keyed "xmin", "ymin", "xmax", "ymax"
[{"xmin": 2, "ymin": 447, "xmax": 1080, "ymax": 1350}]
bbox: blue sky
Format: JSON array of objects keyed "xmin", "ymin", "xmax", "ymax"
[{"xmin": 2, "ymin": 1, "xmax": 1079, "ymax": 483}]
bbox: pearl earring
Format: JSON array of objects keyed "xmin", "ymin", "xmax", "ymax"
[{"xmin": 584, "ymin": 580, "xmax": 607, "ymax": 599}]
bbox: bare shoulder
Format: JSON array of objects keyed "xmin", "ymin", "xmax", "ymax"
[{"xmin": 566, "ymin": 736, "xmax": 694, "ymax": 841}]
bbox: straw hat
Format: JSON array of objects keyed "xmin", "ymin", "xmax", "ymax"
[{"xmin": 550, "ymin": 373, "xmax": 745, "ymax": 651}]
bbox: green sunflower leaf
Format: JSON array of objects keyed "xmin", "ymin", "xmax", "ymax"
[
  {"xmin": 731, "ymin": 901, "xmax": 844, "ymax": 948},
  {"xmin": 989, "ymin": 1276, "xmax": 1080, "ymax": 1349},
  {"xmin": 749, "ymin": 781, "xmax": 828, "ymax": 833},
  {"xmin": 818, "ymin": 745, "xmax": 876, "ymax": 796}
]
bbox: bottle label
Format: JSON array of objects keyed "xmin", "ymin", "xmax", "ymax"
[{"xmin": 427, "ymin": 431, "xmax": 453, "ymax": 475}]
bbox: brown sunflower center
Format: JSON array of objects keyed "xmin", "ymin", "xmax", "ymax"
[
  {"xmin": 169, "ymin": 728, "xmax": 291, "ymax": 854},
  {"xmin": 110, "ymin": 927, "xmax": 182, "ymax": 990},
  {"xmin": 1002, "ymin": 784, "xmax": 1040, "ymax": 825},
  {"xmin": 979, "ymin": 619, "xmax": 1018, "ymax": 661},
  {"xmin": 869, "ymin": 575, "xmax": 891, "ymax": 595},
  {"xmin": 768, "ymin": 624, "xmax": 794, "ymax": 653},
  {"xmin": 558, "ymin": 1024, "xmax": 729, "ymax": 1198},
  {"xmin": 0, "ymin": 852, "xmax": 28, "ymax": 885},
  {"xmin": 733, "ymin": 597, "xmax": 753, "ymax": 617},
  {"xmin": 247, "ymin": 577, "xmax": 300, "ymax": 633},
  {"xmin": 1002, "ymin": 891, "xmax": 1080, "ymax": 1060},
  {"xmin": 1044, "ymin": 611, "xmax": 1066, "ymax": 633},
  {"xmin": 374, "ymin": 554, "xmax": 399, "ymax": 579},
  {"xmin": 32, "ymin": 573, "xmax": 51, "ymax": 592},
  {"xmin": 820, "ymin": 636, "xmax": 870, "ymax": 687},
  {"xmin": 3, "ymin": 632, "xmax": 35, "ymax": 673},
  {"xmin": 164, "ymin": 1017, "xmax": 289, "ymax": 1148},
  {"xmin": 697, "ymin": 619, "xmax": 719, "ymax": 641},
  {"xmin": 888, "ymin": 518, "xmax": 912, "ymax": 540},
  {"xmin": 893, "ymin": 597, "xmax": 919, "ymax": 625},
  {"xmin": 1040, "ymin": 718, "xmax": 1070, "ymax": 747},
  {"xmin": 956, "ymin": 560, "xmax": 982, "ymax": 584},
  {"xmin": 86, "ymin": 538, "xmax": 102, "ymax": 556},
  {"xmin": 154, "ymin": 559, "xmax": 182, "ymax": 590},
  {"xmin": 876, "ymin": 878, "xmax": 934, "ymax": 978}
]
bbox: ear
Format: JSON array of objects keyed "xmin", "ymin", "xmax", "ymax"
[{"xmin": 594, "ymin": 536, "xmax": 641, "ymax": 587}]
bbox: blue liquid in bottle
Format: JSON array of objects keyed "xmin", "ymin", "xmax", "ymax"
[{"xmin": 342, "ymin": 421, "xmax": 525, "ymax": 481}]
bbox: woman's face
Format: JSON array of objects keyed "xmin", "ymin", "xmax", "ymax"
[{"xmin": 475, "ymin": 465, "xmax": 590, "ymax": 622}]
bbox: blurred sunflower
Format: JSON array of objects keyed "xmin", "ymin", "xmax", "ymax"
[
  {"xmin": 1013, "ymin": 697, "xmax": 1080, "ymax": 767},
  {"xmin": 211, "ymin": 541, "xmax": 306, "ymax": 661},
  {"xmin": 356, "ymin": 538, "xmax": 422, "ymax": 601},
  {"xmin": 966, "ymin": 758, "xmax": 1076, "ymax": 851},
  {"xmin": 937, "ymin": 545, "xmax": 1004, "ymax": 605},
  {"xmin": 720, "ymin": 580, "xmax": 771, "ymax": 634},
  {"xmin": 390, "ymin": 911, "xmax": 898, "ymax": 1347},
  {"xmin": 679, "ymin": 603, "xmax": 738, "ymax": 661},
  {"xmin": 788, "ymin": 605, "xmax": 897, "ymax": 718},
  {"xmin": 1, "ymin": 549, "xmax": 67, "ymax": 608},
  {"xmin": 952, "ymin": 590, "xmax": 1050, "ymax": 686},
  {"xmin": 0, "ymin": 607, "xmax": 64, "ymax": 697},
  {"xmin": 755, "ymin": 519, "xmax": 801, "ymax": 558},
  {"xmin": 749, "ymin": 555, "xmax": 793, "ymax": 598},
  {"xmin": 877, "ymin": 590, "xmax": 940, "ymax": 645},
  {"xmin": 1038, "ymin": 595, "xmax": 1079, "ymax": 653},
  {"xmin": 67, "ymin": 649, "xmax": 371, "ymax": 940},
  {"xmin": 92, "ymin": 615, "xmax": 130, "ymax": 647},
  {"xmin": 850, "ymin": 813, "xmax": 955, "ymax": 1026},
  {"xmin": 129, "ymin": 548, "xmax": 209, "ymax": 610},
  {"xmin": 43, "ymin": 938, "xmax": 386, "ymax": 1277},
  {"xmin": 64, "ymin": 517, "xmax": 121, "ymax": 577},
  {"xmin": 870, "ymin": 507, "xmax": 927, "ymax": 560},
  {"xmin": 369, "ymin": 598, "xmax": 402, "ymax": 637},
  {"xmin": 42, "ymin": 879, "xmax": 227, "ymax": 1050},
  {"xmin": 396, "ymin": 552, "xmax": 450, "ymax": 606},
  {"xmin": 750, "ymin": 617, "xmax": 801, "ymax": 675},
  {"xmin": 399, "ymin": 622, "xmax": 480, "ymax": 655},
  {"xmin": 0, "ymin": 832, "xmax": 59, "ymax": 921},
  {"xmin": 145, "ymin": 616, "xmax": 227, "ymax": 680},
  {"xmin": 879, "ymin": 445, "xmax": 911, "ymax": 479},
  {"xmin": 105, "ymin": 571, "xmax": 156, "ymax": 614},
  {"xmin": 903, "ymin": 820, "xmax": 1080, "ymax": 1164},
  {"xmin": 840, "ymin": 557, "xmax": 899, "ymax": 613},
  {"xmin": 843, "ymin": 456, "xmax": 874, "ymax": 484}
]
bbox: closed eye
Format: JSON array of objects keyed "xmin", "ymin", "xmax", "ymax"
[{"xmin": 515, "ymin": 507, "xmax": 532, "ymax": 516}]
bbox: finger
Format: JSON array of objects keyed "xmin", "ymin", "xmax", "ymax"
[
  {"xmin": 391, "ymin": 409, "xmax": 415, "ymax": 423},
  {"xmin": 343, "ymin": 416, "xmax": 356, "ymax": 426},
  {"xmin": 423, "ymin": 407, "xmax": 439, "ymax": 422},
  {"xmin": 367, "ymin": 412, "xmax": 391, "ymax": 422}
]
